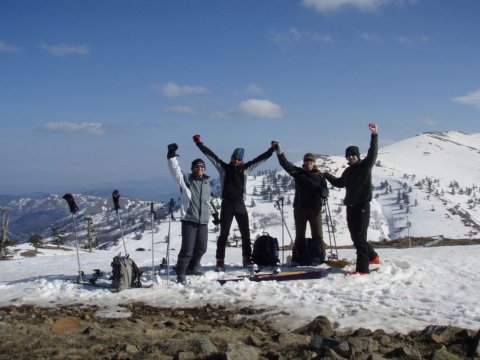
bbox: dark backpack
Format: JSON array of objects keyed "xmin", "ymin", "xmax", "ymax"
[
  {"xmin": 111, "ymin": 255, "xmax": 142, "ymax": 290},
  {"xmin": 292, "ymin": 238, "xmax": 326, "ymax": 266},
  {"xmin": 252, "ymin": 233, "xmax": 280, "ymax": 266}
]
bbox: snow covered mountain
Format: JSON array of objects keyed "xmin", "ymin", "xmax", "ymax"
[{"xmin": 1, "ymin": 131, "xmax": 479, "ymax": 247}]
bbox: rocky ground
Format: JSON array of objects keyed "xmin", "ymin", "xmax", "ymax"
[
  {"xmin": 0, "ymin": 303, "xmax": 479, "ymax": 360},
  {"xmin": 2, "ymin": 240, "xmax": 480, "ymax": 359}
]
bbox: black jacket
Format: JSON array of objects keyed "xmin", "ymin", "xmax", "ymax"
[
  {"xmin": 325, "ymin": 134, "xmax": 378, "ymax": 206},
  {"xmin": 196, "ymin": 142, "xmax": 274, "ymax": 202},
  {"xmin": 277, "ymin": 153, "xmax": 327, "ymax": 212}
]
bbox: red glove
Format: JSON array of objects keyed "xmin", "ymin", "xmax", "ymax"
[{"xmin": 193, "ymin": 134, "xmax": 202, "ymax": 143}]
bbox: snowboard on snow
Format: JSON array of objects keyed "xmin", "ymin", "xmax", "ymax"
[{"xmin": 217, "ymin": 268, "xmax": 329, "ymax": 285}]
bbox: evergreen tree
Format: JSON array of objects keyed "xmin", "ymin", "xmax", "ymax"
[{"xmin": 29, "ymin": 234, "xmax": 44, "ymax": 251}]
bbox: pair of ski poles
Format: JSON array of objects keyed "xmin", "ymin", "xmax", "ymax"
[
  {"xmin": 63, "ymin": 190, "xmax": 130, "ymax": 284},
  {"xmin": 150, "ymin": 199, "xmax": 175, "ymax": 284},
  {"xmin": 273, "ymin": 195, "xmax": 339, "ymax": 264}
]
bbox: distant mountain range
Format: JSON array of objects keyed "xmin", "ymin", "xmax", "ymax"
[
  {"xmin": 0, "ymin": 177, "xmax": 178, "ymax": 202},
  {"xmin": 1, "ymin": 131, "xmax": 479, "ymax": 245}
]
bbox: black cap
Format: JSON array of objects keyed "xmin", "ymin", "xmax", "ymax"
[
  {"xmin": 345, "ymin": 146, "xmax": 360, "ymax": 157},
  {"xmin": 191, "ymin": 158, "xmax": 206, "ymax": 170}
]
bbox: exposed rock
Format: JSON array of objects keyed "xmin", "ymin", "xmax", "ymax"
[{"xmin": 0, "ymin": 304, "xmax": 476, "ymax": 360}]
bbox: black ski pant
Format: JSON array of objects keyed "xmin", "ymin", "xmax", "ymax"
[
  {"xmin": 216, "ymin": 199, "xmax": 251, "ymax": 260},
  {"xmin": 292, "ymin": 207, "xmax": 325, "ymax": 265},
  {"xmin": 176, "ymin": 221, "xmax": 208, "ymax": 276},
  {"xmin": 346, "ymin": 202, "xmax": 378, "ymax": 273}
]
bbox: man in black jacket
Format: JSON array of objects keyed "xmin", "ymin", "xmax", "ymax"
[
  {"xmin": 272, "ymin": 142, "xmax": 328, "ymax": 265},
  {"xmin": 193, "ymin": 135, "xmax": 274, "ymax": 270},
  {"xmin": 324, "ymin": 122, "xmax": 381, "ymax": 274}
]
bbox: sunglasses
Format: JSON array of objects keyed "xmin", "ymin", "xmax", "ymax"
[{"xmin": 193, "ymin": 165, "xmax": 205, "ymax": 169}]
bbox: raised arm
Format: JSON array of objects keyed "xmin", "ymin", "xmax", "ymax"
[
  {"xmin": 193, "ymin": 134, "xmax": 226, "ymax": 173},
  {"xmin": 272, "ymin": 141, "xmax": 299, "ymax": 175},
  {"xmin": 363, "ymin": 122, "xmax": 379, "ymax": 168},
  {"xmin": 242, "ymin": 145, "xmax": 275, "ymax": 174}
]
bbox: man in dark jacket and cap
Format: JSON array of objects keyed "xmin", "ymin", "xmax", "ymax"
[{"xmin": 324, "ymin": 122, "xmax": 381, "ymax": 274}]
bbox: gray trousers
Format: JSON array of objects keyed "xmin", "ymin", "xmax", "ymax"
[{"xmin": 176, "ymin": 221, "xmax": 208, "ymax": 276}]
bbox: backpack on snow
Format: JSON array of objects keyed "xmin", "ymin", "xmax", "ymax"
[
  {"xmin": 111, "ymin": 255, "xmax": 142, "ymax": 290},
  {"xmin": 252, "ymin": 233, "xmax": 280, "ymax": 266},
  {"xmin": 291, "ymin": 238, "xmax": 326, "ymax": 266}
]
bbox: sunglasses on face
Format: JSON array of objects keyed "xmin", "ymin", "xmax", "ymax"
[
  {"xmin": 304, "ymin": 158, "xmax": 315, "ymax": 162},
  {"xmin": 193, "ymin": 165, "xmax": 205, "ymax": 169}
]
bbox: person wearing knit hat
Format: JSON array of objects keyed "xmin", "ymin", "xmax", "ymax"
[
  {"xmin": 324, "ymin": 122, "xmax": 381, "ymax": 275},
  {"xmin": 231, "ymin": 148, "xmax": 245, "ymax": 161},
  {"xmin": 271, "ymin": 142, "xmax": 327, "ymax": 266},
  {"xmin": 345, "ymin": 146, "xmax": 360, "ymax": 159},
  {"xmin": 167, "ymin": 143, "xmax": 211, "ymax": 285},
  {"xmin": 191, "ymin": 158, "xmax": 206, "ymax": 170},
  {"xmin": 192, "ymin": 134, "xmax": 275, "ymax": 270}
]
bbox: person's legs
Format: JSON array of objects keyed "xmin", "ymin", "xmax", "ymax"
[
  {"xmin": 187, "ymin": 224, "xmax": 208, "ymax": 275},
  {"xmin": 234, "ymin": 201, "xmax": 252, "ymax": 262},
  {"xmin": 347, "ymin": 203, "xmax": 371, "ymax": 273},
  {"xmin": 292, "ymin": 208, "xmax": 308, "ymax": 264},
  {"xmin": 216, "ymin": 200, "xmax": 234, "ymax": 261},
  {"xmin": 176, "ymin": 221, "xmax": 197, "ymax": 283},
  {"xmin": 308, "ymin": 208, "xmax": 325, "ymax": 264}
]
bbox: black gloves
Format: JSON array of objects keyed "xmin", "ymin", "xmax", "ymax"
[{"xmin": 167, "ymin": 143, "xmax": 178, "ymax": 158}]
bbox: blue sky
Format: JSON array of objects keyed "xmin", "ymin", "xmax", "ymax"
[{"xmin": 1, "ymin": 0, "xmax": 479, "ymax": 193}]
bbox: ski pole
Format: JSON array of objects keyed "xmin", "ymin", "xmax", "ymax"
[
  {"xmin": 323, "ymin": 198, "xmax": 338, "ymax": 260},
  {"xmin": 62, "ymin": 193, "xmax": 83, "ymax": 283},
  {"xmin": 274, "ymin": 197, "xmax": 298, "ymax": 264},
  {"xmin": 274, "ymin": 197, "xmax": 285, "ymax": 263},
  {"xmin": 166, "ymin": 198, "xmax": 175, "ymax": 284},
  {"xmin": 112, "ymin": 190, "xmax": 128, "ymax": 256},
  {"xmin": 150, "ymin": 202, "xmax": 156, "ymax": 278}
]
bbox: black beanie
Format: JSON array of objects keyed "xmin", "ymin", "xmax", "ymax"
[
  {"xmin": 345, "ymin": 146, "xmax": 360, "ymax": 157},
  {"xmin": 191, "ymin": 158, "xmax": 205, "ymax": 170}
]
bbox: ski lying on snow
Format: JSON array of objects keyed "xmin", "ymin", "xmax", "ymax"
[
  {"xmin": 72, "ymin": 279, "xmax": 153, "ymax": 291},
  {"xmin": 217, "ymin": 268, "xmax": 329, "ymax": 285}
]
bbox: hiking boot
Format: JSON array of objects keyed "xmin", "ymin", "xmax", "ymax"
[
  {"xmin": 186, "ymin": 268, "xmax": 204, "ymax": 276},
  {"xmin": 369, "ymin": 256, "xmax": 381, "ymax": 265},
  {"xmin": 346, "ymin": 271, "xmax": 369, "ymax": 276},
  {"xmin": 242, "ymin": 256, "xmax": 253, "ymax": 267},
  {"xmin": 177, "ymin": 274, "xmax": 187, "ymax": 285},
  {"xmin": 215, "ymin": 259, "xmax": 225, "ymax": 272}
]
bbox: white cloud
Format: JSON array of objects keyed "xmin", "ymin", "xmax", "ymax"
[
  {"xmin": 422, "ymin": 117, "xmax": 440, "ymax": 126},
  {"xmin": 38, "ymin": 121, "xmax": 105, "ymax": 135},
  {"xmin": 452, "ymin": 89, "xmax": 480, "ymax": 109},
  {"xmin": 40, "ymin": 42, "xmax": 90, "ymax": 56},
  {"xmin": 301, "ymin": 0, "xmax": 415, "ymax": 13},
  {"xmin": 360, "ymin": 32, "xmax": 383, "ymax": 42},
  {"xmin": 237, "ymin": 99, "xmax": 283, "ymax": 119},
  {"xmin": 156, "ymin": 82, "xmax": 209, "ymax": 97},
  {"xmin": 271, "ymin": 27, "xmax": 334, "ymax": 46},
  {"xmin": 0, "ymin": 40, "xmax": 23, "ymax": 53},
  {"xmin": 245, "ymin": 84, "xmax": 264, "ymax": 94}
]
